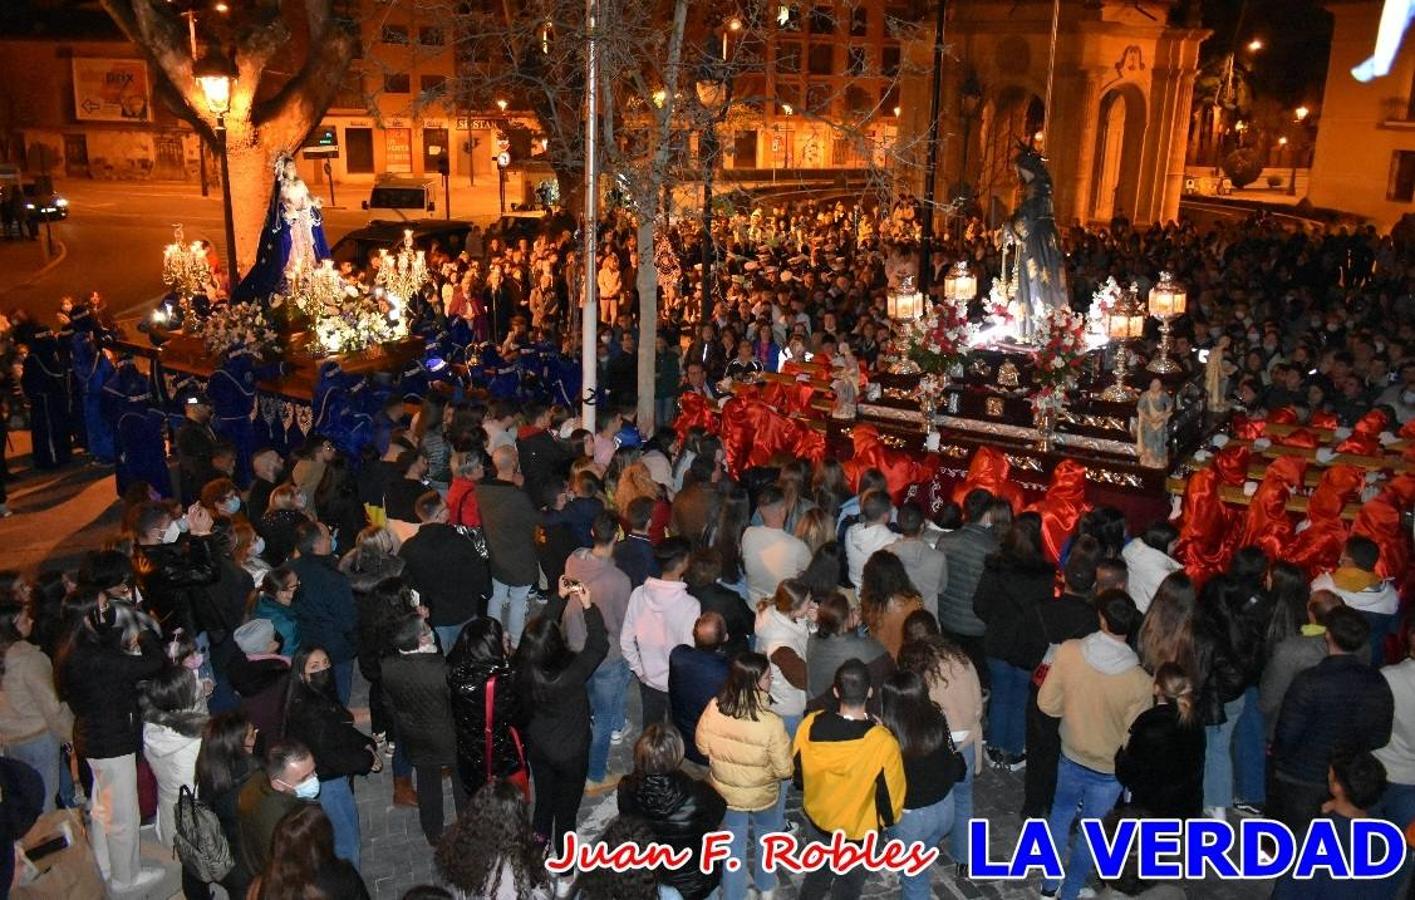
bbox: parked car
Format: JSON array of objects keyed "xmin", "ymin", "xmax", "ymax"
[
  {"xmin": 361, "ymin": 175, "xmax": 438, "ymax": 220},
  {"xmin": 22, "ymin": 183, "xmax": 68, "ymax": 221},
  {"xmin": 329, "ymin": 219, "xmax": 473, "ymax": 271}
]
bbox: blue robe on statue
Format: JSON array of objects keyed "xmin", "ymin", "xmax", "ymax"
[{"xmin": 232, "ymin": 167, "xmax": 331, "ymax": 302}]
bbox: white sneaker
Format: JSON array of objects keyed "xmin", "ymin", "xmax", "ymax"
[
  {"xmin": 1206, "ymin": 806, "xmax": 1226, "ymax": 821},
  {"xmin": 113, "ymin": 866, "xmax": 165, "ymax": 893}
]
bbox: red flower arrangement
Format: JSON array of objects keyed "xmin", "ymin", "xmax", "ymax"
[{"xmin": 1033, "ymin": 307, "xmax": 1088, "ymax": 392}]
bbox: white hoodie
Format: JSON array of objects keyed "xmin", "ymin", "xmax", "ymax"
[
  {"xmin": 845, "ymin": 521, "xmax": 897, "ymax": 589},
  {"xmin": 620, "ymin": 578, "xmax": 700, "ymax": 691},
  {"xmin": 1311, "ymin": 571, "xmax": 1400, "ymax": 615},
  {"xmin": 1121, "ymin": 539, "xmax": 1182, "ymax": 614}
]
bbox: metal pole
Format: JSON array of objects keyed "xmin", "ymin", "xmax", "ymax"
[
  {"xmin": 580, "ymin": 0, "xmax": 600, "ymax": 431},
  {"xmin": 917, "ymin": 0, "xmax": 948, "ymax": 297},
  {"xmin": 444, "ymin": 170, "xmax": 451, "ymax": 218},
  {"xmin": 701, "ymin": 131, "xmax": 716, "ymax": 324},
  {"xmin": 1042, "ymin": 0, "xmax": 1060, "ymax": 148},
  {"xmin": 216, "ymin": 115, "xmax": 238, "ymax": 290},
  {"xmin": 498, "ymin": 167, "xmax": 507, "ymax": 214}
]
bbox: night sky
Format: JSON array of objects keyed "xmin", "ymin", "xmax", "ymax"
[{"xmin": 1200, "ymin": 0, "xmax": 1335, "ymax": 107}]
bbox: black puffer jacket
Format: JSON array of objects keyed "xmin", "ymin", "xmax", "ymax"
[
  {"xmin": 448, "ymin": 656, "xmax": 523, "ymax": 793},
  {"xmin": 60, "ymin": 626, "xmax": 166, "ymax": 760},
  {"xmin": 257, "ymin": 509, "xmax": 308, "ymax": 567},
  {"xmin": 616, "ymin": 771, "xmax": 727, "ymax": 900},
  {"xmin": 514, "ymin": 592, "xmax": 608, "ymax": 764},
  {"xmin": 381, "ymin": 651, "xmax": 457, "ymax": 767},
  {"xmin": 972, "ymin": 555, "xmax": 1057, "ymax": 670},
  {"xmin": 132, "ymin": 535, "xmax": 220, "ymax": 637},
  {"xmin": 1114, "ymin": 702, "xmax": 1205, "ymax": 819},
  {"xmin": 282, "ymin": 683, "xmax": 375, "ymax": 781},
  {"xmin": 1192, "ymin": 620, "xmax": 1246, "ymax": 727}
]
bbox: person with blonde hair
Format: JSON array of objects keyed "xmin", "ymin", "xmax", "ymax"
[
  {"xmin": 792, "ymin": 506, "xmax": 834, "ymax": 555},
  {"xmin": 258, "ymin": 483, "xmax": 311, "ymax": 567},
  {"xmin": 1114, "ymin": 661, "xmax": 1206, "ymax": 818}
]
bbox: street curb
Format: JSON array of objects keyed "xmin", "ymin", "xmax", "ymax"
[{"xmin": 0, "ymin": 239, "xmax": 67, "ymax": 295}]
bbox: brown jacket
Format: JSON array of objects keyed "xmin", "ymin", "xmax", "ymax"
[{"xmin": 868, "ymin": 594, "xmax": 924, "ymax": 660}]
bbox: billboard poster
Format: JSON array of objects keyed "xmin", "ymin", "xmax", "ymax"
[{"xmin": 72, "ymin": 58, "xmax": 152, "ymax": 122}]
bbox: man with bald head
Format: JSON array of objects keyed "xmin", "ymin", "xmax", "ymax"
[
  {"xmin": 668, "ymin": 610, "xmax": 731, "ymax": 769},
  {"xmin": 479, "ymin": 443, "xmax": 541, "ymax": 644}
]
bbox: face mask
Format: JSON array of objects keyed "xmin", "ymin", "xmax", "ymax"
[
  {"xmin": 183, "ymin": 652, "xmax": 205, "ymax": 671},
  {"xmin": 176, "ymin": 516, "xmax": 190, "ymax": 533},
  {"xmin": 222, "ymin": 497, "xmax": 241, "ymax": 516},
  {"xmin": 252, "ymin": 536, "xmax": 266, "ymax": 556},
  {"xmin": 292, "ymin": 774, "xmax": 321, "ymax": 800},
  {"xmin": 162, "ymin": 521, "xmax": 182, "ymax": 544},
  {"xmin": 308, "ymin": 669, "xmax": 333, "ymax": 694}
]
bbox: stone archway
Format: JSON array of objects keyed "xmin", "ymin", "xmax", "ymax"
[
  {"xmin": 1090, "ymin": 83, "xmax": 1147, "ymax": 223},
  {"xmin": 977, "ymin": 86, "xmax": 1046, "ymax": 222}
]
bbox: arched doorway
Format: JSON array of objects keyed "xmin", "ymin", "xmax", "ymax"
[
  {"xmin": 977, "ymin": 86, "xmax": 1045, "ymax": 223},
  {"xmin": 1090, "ymin": 85, "xmax": 1146, "ymax": 223}
]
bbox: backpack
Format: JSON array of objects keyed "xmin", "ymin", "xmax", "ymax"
[{"xmin": 173, "ymin": 784, "xmax": 234, "ymax": 882}]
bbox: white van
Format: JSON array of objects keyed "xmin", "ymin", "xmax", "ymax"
[{"xmin": 361, "ymin": 175, "xmax": 436, "ymax": 220}]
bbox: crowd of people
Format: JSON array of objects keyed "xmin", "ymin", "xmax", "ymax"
[{"xmin": 0, "ymin": 196, "xmax": 1411, "ymax": 899}]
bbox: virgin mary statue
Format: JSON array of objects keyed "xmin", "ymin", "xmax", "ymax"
[{"xmin": 233, "ymin": 151, "xmax": 331, "ymax": 301}]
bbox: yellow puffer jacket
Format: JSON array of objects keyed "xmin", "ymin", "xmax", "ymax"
[{"xmin": 695, "ymin": 695, "xmax": 794, "ymax": 812}]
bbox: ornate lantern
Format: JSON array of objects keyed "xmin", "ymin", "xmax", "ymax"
[
  {"xmin": 887, "ymin": 275, "xmax": 925, "ymax": 320},
  {"xmin": 1146, "ymin": 270, "xmax": 1187, "ymax": 374},
  {"xmin": 1100, "ymin": 284, "xmax": 1145, "ymax": 401},
  {"xmin": 942, "ymin": 260, "xmax": 978, "ymax": 303}
]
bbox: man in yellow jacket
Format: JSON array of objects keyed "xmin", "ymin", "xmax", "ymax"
[{"xmin": 792, "ymin": 658, "xmax": 906, "ymax": 898}]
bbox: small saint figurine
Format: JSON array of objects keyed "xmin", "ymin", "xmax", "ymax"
[
  {"xmin": 1205, "ymin": 334, "xmax": 1236, "ymax": 412},
  {"xmin": 1136, "ymin": 378, "xmax": 1174, "ymax": 469},
  {"xmin": 830, "ymin": 361, "xmax": 858, "ymax": 420}
]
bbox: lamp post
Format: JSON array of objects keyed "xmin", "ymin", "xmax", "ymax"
[
  {"xmin": 696, "ymin": 64, "xmax": 730, "ymax": 324},
  {"xmin": 1288, "ymin": 105, "xmax": 1310, "ymax": 196},
  {"xmin": 195, "ymin": 46, "xmax": 239, "ymax": 291}
]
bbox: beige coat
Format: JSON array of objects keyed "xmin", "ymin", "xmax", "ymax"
[
  {"xmin": 927, "ymin": 655, "xmax": 984, "ymax": 772},
  {"xmin": 695, "ymin": 695, "xmax": 793, "ymax": 812},
  {"xmin": 0, "ymin": 641, "xmax": 73, "ymax": 744}
]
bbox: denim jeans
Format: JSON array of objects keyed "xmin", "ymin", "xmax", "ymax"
[
  {"xmin": 1043, "ymin": 756, "xmax": 1123, "ymax": 900},
  {"xmin": 986, "ymin": 658, "xmax": 1029, "ymax": 756},
  {"xmin": 391, "ymin": 726, "xmax": 412, "ymax": 779},
  {"xmin": 799, "ymin": 819, "xmax": 868, "ymax": 899},
  {"xmin": 587, "ymin": 657, "xmax": 631, "ymax": 782},
  {"xmin": 775, "ymin": 714, "xmax": 802, "ymax": 823},
  {"xmin": 6, "ymin": 732, "xmax": 61, "ymax": 813},
  {"xmin": 319, "ymin": 775, "xmax": 361, "ymax": 869},
  {"xmin": 1362, "ymin": 611, "xmax": 1397, "ymax": 666},
  {"xmin": 949, "ymin": 742, "xmax": 977, "ymax": 863},
  {"xmin": 1204, "ymin": 694, "xmax": 1245, "ymax": 809},
  {"xmin": 491, "ymin": 579, "xmax": 532, "ymax": 645},
  {"xmin": 1234, "ymin": 684, "xmax": 1266, "ymax": 805},
  {"xmin": 890, "ymin": 793, "xmax": 956, "ymax": 900},
  {"xmin": 721, "ymin": 804, "xmax": 785, "ymax": 899},
  {"xmin": 434, "ymin": 620, "xmax": 472, "ymax": 655}
]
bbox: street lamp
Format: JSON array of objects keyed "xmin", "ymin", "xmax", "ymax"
[
  {"xmin": 722, "ymin": 16, "xmax": 742, "ymax": 59},
  {"xmin": 195, "ymin": 45, "xmax": 239, "ymax": 292},
  {"xmin": 696, "ymin": 59, "xmax": 731, "ymax": 323},
  {"xmin": 1246, "ymin": 38, "xmax": 1263, "ymax": 52},
  {"xmin": 496, "ymin": 98, "xmax": 508, "ymax": 112},
  {"xmin": 1288, "ymin": 106, "xmax": 1311, "ymax": 196}
]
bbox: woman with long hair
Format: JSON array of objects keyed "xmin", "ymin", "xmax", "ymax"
[
  {"xmin": 616, "ymin": 724, "xmax": 727, "ymax": 899},
  {"xmin": 972, "ymin": 512, "xmax": 1056, "ymax": 770},
  {"xmin": 810, "ymin": 457, "xmax": 850, "ymax": 522},
  {"xmin": 340, "ymin": 528, "xmax": 405, "ymax": 777},
  {"xmin": 806, "ymin": 592, "xmax": 894, "ymax": 714},
  {"xmin": 252, "ymin": 804, "xmax": 369, "ymax": 899},
  {"xmin": 753, "ymin": 577, "xmax": 814, "ymax": 820},
  {"xmin": 231, "ymin": 520, "xmax": 270, "ymax": 586},
  {"xmin": 281, "ymin": 645, "xmax": 380, "ymax": 868},
  {"xmin": 435, "ymin": 778, "xmax": 551, "ymax": 899},
  {"xmin": 511, "ymin": 576, "xmax": 607, "ymax": 849},
  {"xmin": 898, "ymin": 610, "xmax": 982, "ymax": 874},
  {"xmin": 140, "ymin": 663, "xmax": 208, "ymax": 851},
  {"xmin": 1263, "ymin": 561, "xmax": 1312, "ymax": 658},
  {"xmin": 771, "ymin": 459, "xmax": 817, "ymax": 534},
  {"xmin": 613, "ymin": 461, "xmax": 671, "ymax": 544},
  {"xmin": 1195, "ymin": 573, "xmax": 1258, "ymax": 820},
  {"xmin": 568, "ymin": 815, "xmax": 662, "ymax": 900},
  {"xmin": 706, "ymin": 485, "xmax": 751, "ymax": 591},
  {"xmin": 29, "ymin": 570, "xmax": 70, "ymax": 661},
  {"xmin": 191, "ymin": 712, "xmax": 258, "ymax": 898},
  {"xmin": 1115, "ymin": 663, "xmax": 1206, "ymax": 819},
  {"xmin": 881, "ymin": 670, "xmax": 960, "ymax": 900},
  {"xmin": 1137, "ymin": 571, "xmax": 1199, "ymax": 677},
  {"xmin": 447, "ymin": 617, "xmax": 525, "ymax": 798},
  {"xmin": 857, "ymin": 550, "xmax": 923, "ymax": 659},
  {"xmin": 0, "ymin": 594, "xmax": 71, "ymax": 813},
  {"xmin": 414, "ymin": 395, "xmax": 451, "ymax": 491},
  {"xmin": 793, "ymin": 506, "xmax": 835, "ymax": 556},
  {"xmin": 695, "ymin": 652, "xmax": 793, "ymax": 900},
  {"xmin": 56, "ymin": 599, "xmax": 167, "ymax": 893}
]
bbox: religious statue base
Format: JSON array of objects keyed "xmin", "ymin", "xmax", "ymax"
[{"xmin": 112, "ymin": 317, "xmax": 423, "ymax": 403}]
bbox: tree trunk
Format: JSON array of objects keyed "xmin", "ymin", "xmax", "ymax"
[
  {"xmin": 635, "ymin": 213, "xmax": 657, "ymax": 431},
  {"xmin": 225, "ymin": 139, "xmax": 275, "ymax": 279}
]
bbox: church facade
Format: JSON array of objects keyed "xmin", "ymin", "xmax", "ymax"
[{"xmin": 896, "ymin": 0, "xmax": 1208, "ymax": 228}]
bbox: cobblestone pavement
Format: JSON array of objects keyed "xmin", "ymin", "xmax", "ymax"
[{"xmin": 350, "ymin": 668, "xmax": 1279, "ymax": 900}]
